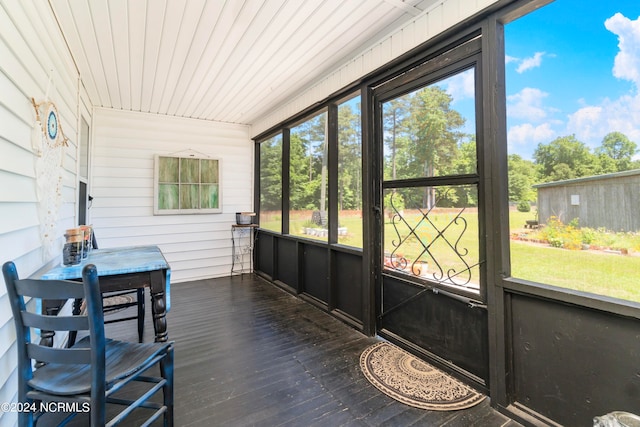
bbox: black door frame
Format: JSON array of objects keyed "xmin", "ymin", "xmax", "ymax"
[{"xmin": 368, "ymin": 36, "xmax": 490, "ymax": 389}]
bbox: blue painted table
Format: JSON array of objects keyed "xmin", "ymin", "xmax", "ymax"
[{"xmin": 33, "ymin": 245, "xmax": 171, "ymax": 342}]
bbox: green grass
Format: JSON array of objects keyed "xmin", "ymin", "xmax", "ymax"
[
  {"xmin": 510, "ymin": 241, "xmax": 640, "ymax": 302},
  {"xmin": 284, "ymin": 216, "xmax": 365, "ymax": 247},
  {"xmin": 509, "ymin": 210, "xmax": 640, "ymax": 302},
  {"xmin": 261, "ymin": 210, "xmax": 640, "ymax": 303}
]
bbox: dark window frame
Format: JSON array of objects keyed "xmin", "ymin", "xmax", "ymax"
[
  {"xmin": 253, "ymin": 0, "xmax": 640, "ymax": 319},
  {"xmin": 256, "ymin": 95, "xmax": 363, "ymax": 249},
  {"xmin": 257, "ymin": 133, "xmax": 284, "ymax": 233}
]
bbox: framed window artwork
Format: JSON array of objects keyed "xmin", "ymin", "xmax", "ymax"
[{"xmin": 154, "ymin": 154, "xmax": 222, "ymax": 215}]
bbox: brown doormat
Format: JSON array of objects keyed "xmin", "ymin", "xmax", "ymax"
[{"xmin": 360, "ymin": 342, "xmax": 485, "ymax": 411}]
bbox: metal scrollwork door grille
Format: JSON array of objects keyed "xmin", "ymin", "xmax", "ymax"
[{"xmin": 383, "ymin": 186, "xmax": 481, "ymax": 293}]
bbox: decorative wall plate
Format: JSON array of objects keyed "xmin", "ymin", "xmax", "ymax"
[
  {"xmin": 31, "ymin": 98, "xmax": 68, "ymax": 149},
  {"xmin": 46, "ymin": 103, "xmax": 59, "ymax": 141}
]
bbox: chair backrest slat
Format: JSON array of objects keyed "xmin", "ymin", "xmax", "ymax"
[
  {"xmin": 2, "ymin": 261, "xmax": 105, "ymax": 372},
  {"xmin": 21, "ymin": 312, "xmax": 89, "ymax": 332},
  {"xmin": 27, "ymin": 343, "xmax": 91, "ymax": 365},
  {"xmin": 15, "ymin": 278, "xmax": 84, "ymax": 300}
]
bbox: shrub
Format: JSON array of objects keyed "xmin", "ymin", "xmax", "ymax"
[
  {"xmin": 561, "ymin": 230, "xmax": 582, "ymax": 250},
  {"xmin": 539, "ymin": 216, "xmax": 562, "ymax": 242},
  {"xmin": 525, "ymin": 216, "xmax": 636, "ymax": 252},
  {"xmin": 548, "ymin": 237, "xmax": 563, "ymax": 248},
  {"xmin": 538, "ymin": 216, "xmax": 581, "ymax": 250},
  {"xmin": 581, "ymin": 227, "xmax": 596, "ymax": 245},
  {"xmin": 517, "ymin": 200, "xmax": 531, "ymax": 212}
]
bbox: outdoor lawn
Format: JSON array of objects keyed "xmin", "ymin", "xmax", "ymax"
[
  {"xmin": 509, "ymin": 211, "xmax": 640, "ymax": 302},
  {"xmin": 260, "ymin": 210, "xmax": 640, "ymax": 303}
]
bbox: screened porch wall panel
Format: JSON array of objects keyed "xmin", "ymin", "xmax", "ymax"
[
  {"xmin": 332, "ymin": 250, "xmax": 363, "ymax": 321},
  {"xmin": 92, "ymin": 108, "xmax": 252, "ymax": 283},
  {"xmin": 255, "ymin": 232, "xmax": 274, "ymax": 278},
  {"xmin": 509, "ymin": 292, "xmax": 640, "ymax": 426},
  {"xmin": 255, "ymin": 237, "xmax": 366, "ymax": 323},
  {"xmin": 301, "ymin": 243, "xmax": 329, "ymax": 304},
  {"xmin": 276, "ymin": 237, "xmax": 298, "ymax": 291}
]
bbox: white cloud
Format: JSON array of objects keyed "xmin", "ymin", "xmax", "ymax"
[
  {"xmin": 505, "ymin": 55, "xmax": 519, "ymax": 64},
  {"xmin": 516, "ymin": 52, "xmax": 546, "ymax": 73},
  {"xmin": 602, "ymin": 94, "xmax": 640, "ymax": 141},
  {"xmin": 444, "ymin": 68, "xmax": 475, "ymax": 101},
  {"xmin": 566, "ymin": 94, "xmax": 640, "ymax": 146},
  {"xmin": 508, "ymin": 123, "xmax": 556, "ymax": 147},
  {"xmin": 507, "ymin": 87, "xmax": 549, "ymax": 121},
  {"xmin": 506, "ymin": 14, "xmax": 640, "ymax": 157},
  {"xmin": 566, "ymin": 106, "xmax": 604, "ymax": 143},
  {"xmin": 605, "ymin": 13, "xmax": 640, "ymax": 88},
  {"xmin": 555, "ymin": 13, "xmax": 640, "ymax": 149}
]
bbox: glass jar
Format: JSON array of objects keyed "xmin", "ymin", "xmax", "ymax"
[
  {"xmin": 79, "ymin": 225, "xmax": 93, "ymax": 258},
  {"xmin": 63, "ymin": 228, "xmax": 84, "ymax": 266}
]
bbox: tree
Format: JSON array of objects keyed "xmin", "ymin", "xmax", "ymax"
[
  {"xmin": 450, "ymin": 139, "xmax": 477, "ymax": 175},
  {"xmin": 442, "ymin": 139, "xmax": 478, "ymax": 207},
  {"xmin": 597, "ymin": 131, "xmax": 638, "ymax": 172},
  {"xmin": 259, "ymin": 137, "xmax": 282, "ymax": 211},
  {"xmin": 338, "ymin": 102, "xmax": 362, "ymax": 210},
  {"xmin": 382, "ymin": 97, "xmax": 412, "ymax": 181},
  {"xmin": 508, "ymin": 154, "xmax": 538, "ymax": 203},
  {"xmin": 408, "ymin": 86, "xmax": 465, "ymax": 177},
  {"xmin": 533, "ymin": 135, "xmax": 599, "ymax": 182},
  {"xmin": 288, "ymin": 114, "xmax": 328, "ymax": 211},
  {"xmin": 288, "ymin": 133, "xmax": 312, "ymax": 210},
  {"xmin": 381, "ymin": 86, "xmax": 466, "ymax": 208}
]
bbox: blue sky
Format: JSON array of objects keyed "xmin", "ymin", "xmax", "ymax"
[{"xmin": 504, "ymin": 0, "xmax": 640, "ymax": 160}]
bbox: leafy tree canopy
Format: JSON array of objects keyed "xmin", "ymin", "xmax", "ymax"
[
  {"xmin": 596, "ymin": 131, "xmax": 638, "ymax": 171},
  {"xmin": 508, "ymin": 154, "xmax": 538, "ymax": 202},
  {"xmin": 532, "ymin": 132, "xmax": 638, "ymax": 184}
]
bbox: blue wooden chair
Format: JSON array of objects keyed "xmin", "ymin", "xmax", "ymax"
[{"xmin": 3, "ymin": 261, "xmax": 174, "ymax": 427}]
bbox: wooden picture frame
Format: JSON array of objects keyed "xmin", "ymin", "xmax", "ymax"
[{"xmin": 154, "ymin": 154, "xmax": 222, "ymax": 215}]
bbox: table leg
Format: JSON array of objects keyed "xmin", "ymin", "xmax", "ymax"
[
  {"xmin": 231, "ymin": 228, "xmax": 236, "ymax": 274},
  {"xmin": 67, "ymin": 298, "xmax": 82, "ymax": 347},
  {"xmin": 150, "ymin": 269, "xmax": 168, "ymax": 342},
  {"xmin": 36, "ymin": 305, "xmax": 59, "ymax": 367}
]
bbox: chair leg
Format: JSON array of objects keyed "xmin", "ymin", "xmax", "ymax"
[
  {"xmin": 161, "ymin": 346, "xmax": 174, "ymax": 427},
  {"xmin": 90, "ymin": 392, "xmax": 106, "ymax": 427},
  {"xmin": 18, "ymin": 408, "xmax": 33, "ymax": 427},
  {"xmin": 137, "ymin": 288, "xmax": 145, "ymax": 343}
]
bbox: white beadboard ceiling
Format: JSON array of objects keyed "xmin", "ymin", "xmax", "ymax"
[{"xmin": 49, "ymin": 0, "xmax": 435, "ymax": 127}]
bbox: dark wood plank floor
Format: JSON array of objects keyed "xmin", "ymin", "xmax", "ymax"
[{"xmin": 54, "ymin": 274, "xmax": 521, "ymax": 426}]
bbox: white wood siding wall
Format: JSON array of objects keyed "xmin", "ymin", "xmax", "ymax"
[
  {"xmin": 91, "ymin": 108, "xmax": 253, "ymax": 283},
  {"xmin": 0, "ymin": 1, "xmax": 81, "ymax": 425},
  {"xmin": 250, "ymin": 0, "xmax": 498, "ymax": 137}
]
